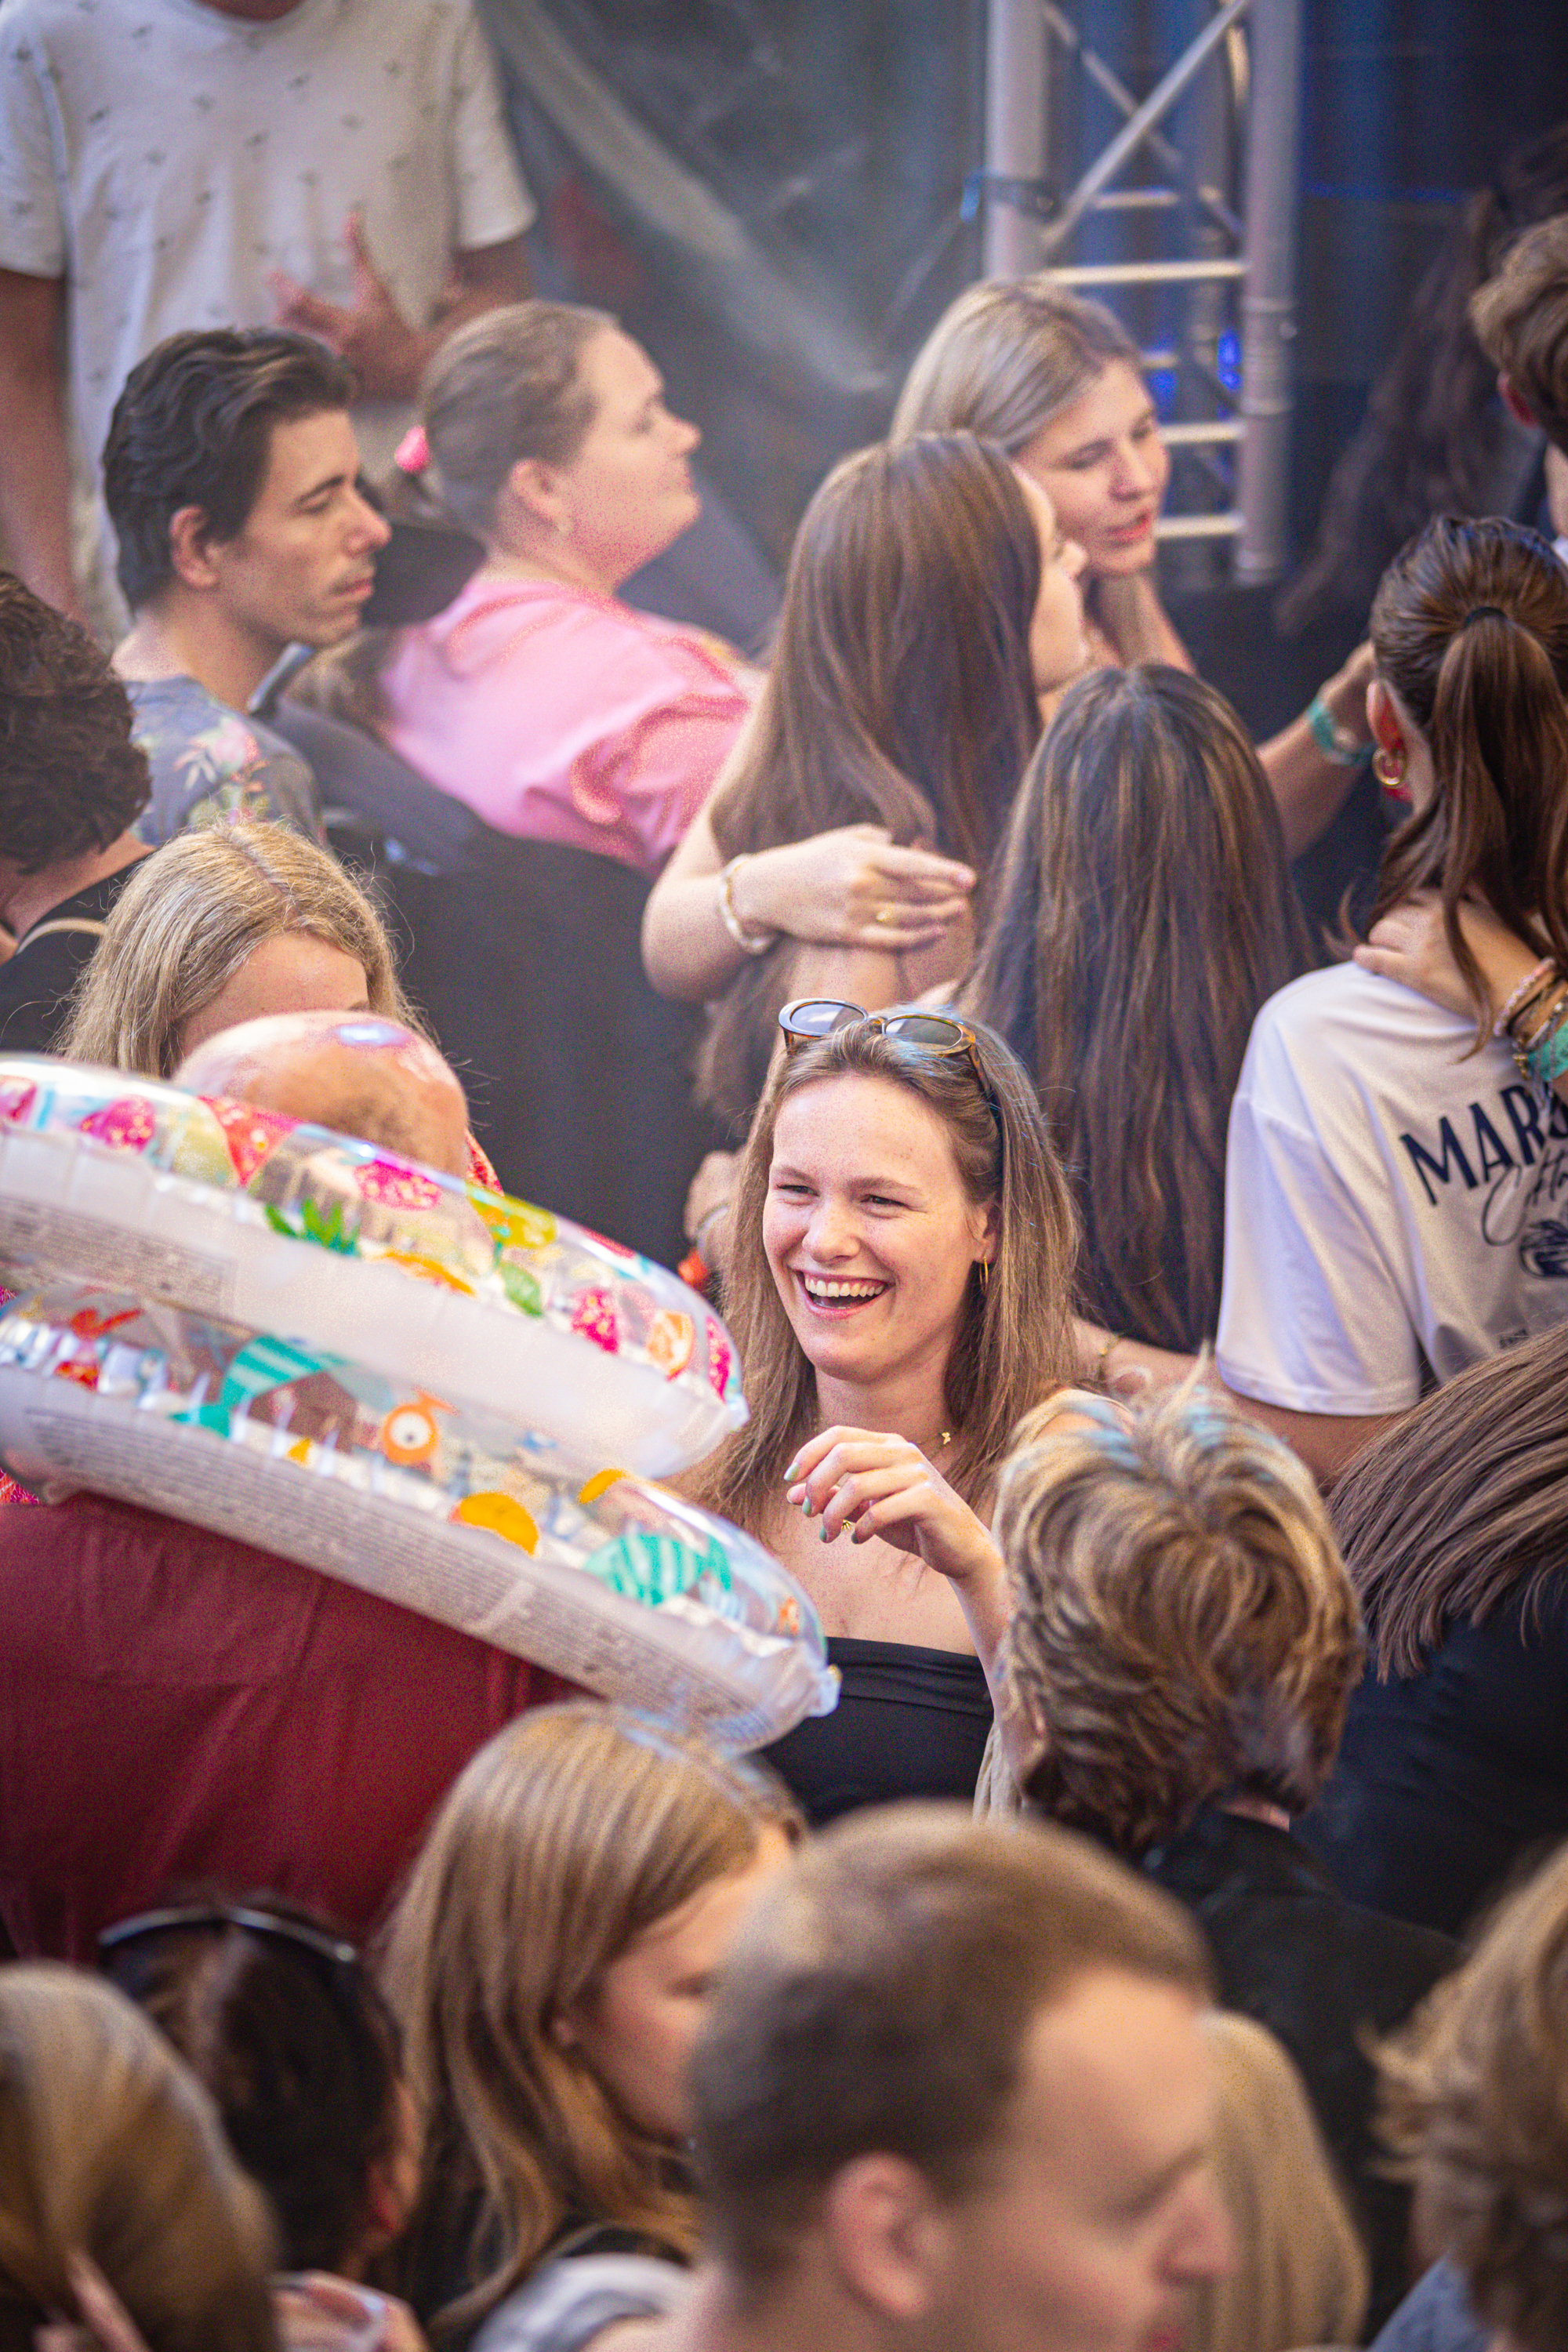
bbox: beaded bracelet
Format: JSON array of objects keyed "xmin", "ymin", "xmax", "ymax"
[
  {"xmin": 1307, "ymin": 693, "xmax": 1368, "ymax": 766},
  {"xmin": 1495, "ymin": 956, "xmax": 1555, "ymax": 1037},
  {"xmin": 717, "ymin": 856, "xmax": 776, "ymax": 956}
]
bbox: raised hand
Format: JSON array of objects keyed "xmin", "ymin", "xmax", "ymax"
[
  {"xmin": 739, "ymin": 824, "xmax": 975, "ymax": 955},
  {"xmin": 1352, "ymin": 888, "xmax": 1541, "ymax": 1025},
  {"xmin": 270, "ymin": 214, "xmax": 426, "ymax": 398},
  {"xmin": 783, "ymin": 1425, "xmax": 1002, "ymax": 1589}
]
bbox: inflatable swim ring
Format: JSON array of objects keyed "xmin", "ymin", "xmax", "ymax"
[
  {"xmin": 0, "ymin": 1058, "xmax": 742, "ymax": 1476},
  {"xmin": 0, "ymin": 1280, "xmax": 835, "ymax": 1750}
]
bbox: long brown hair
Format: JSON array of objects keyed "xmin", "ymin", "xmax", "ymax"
[
  {"xmin": 698, "ymin": 434, "xmax": 1043, "ymax": 1125},
  {"xmin": 965, "ymin": 666, "xmax": 1308, "ymax": 1351},
  {"xmin": 379, "ymin": 1705, "xmax": 799, "ymax": 2339},
  {"xmin": 892, "ymin": 278, "xmax": 1172, "ymax": 665},
  {"xmin": 1363, "ymin": 514, "xmax": 1568, "ymax": 1045},
  {"xmin": 1331, "ymin": 1320, "xmax": 1568, "ymax": 1679},
  {"xmin": 690, "ymin": 1012, "xmax": 1077, "ymax": 1536}
]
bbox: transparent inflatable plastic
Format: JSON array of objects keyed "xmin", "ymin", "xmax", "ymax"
[
  {"xmin": 0, "ymin": 1282, "xmax": 836, "ymax": 1751},
  {"xmin": 0, "ymin": 1058, "xmax": 744, "ymax": 1475}
]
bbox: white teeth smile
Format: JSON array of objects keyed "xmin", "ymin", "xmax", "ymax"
[{"xmin": 800, "ymin": 1276, "xmax": 887, "ymax": 1302}]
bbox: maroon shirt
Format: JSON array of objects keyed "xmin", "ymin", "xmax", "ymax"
[{"xmin": 0, "ymin": 1492, "xmax": 568, "ymax": 1958}]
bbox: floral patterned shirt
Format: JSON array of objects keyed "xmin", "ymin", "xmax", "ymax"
[{"xmin": 128, "ymin": 677, "xmax": 324, "ymax": 847}]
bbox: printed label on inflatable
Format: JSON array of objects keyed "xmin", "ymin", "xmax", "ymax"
[{"xmin": 0, "ymin": 1285, "xmax": 836, "ymax": 1751}]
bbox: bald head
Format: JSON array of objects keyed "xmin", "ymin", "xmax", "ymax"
[{"xmin": 176, "ymin": 1011, "xmax": 470, "ymax": 1177}]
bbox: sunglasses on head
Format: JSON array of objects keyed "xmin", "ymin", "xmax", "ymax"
[
  {"xmin": 99, "ymin": 1901, "xmax": 360, "ymax": 1999},
  {"xmin": 777, "ymin": 998, "xmax": 1003, "ymax": 1142}
]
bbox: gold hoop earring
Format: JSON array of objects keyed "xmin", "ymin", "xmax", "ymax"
[
  {"xmin": 978, "ymin": 1259, "xmax": 990, "ymax": 1295},
  {"xmin": 1372, "ymin": 743, "xmax": 1406, "ymax": 789}
]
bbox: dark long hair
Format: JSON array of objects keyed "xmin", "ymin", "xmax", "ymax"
[
  {"xmin": 697, "ymin": 434, "xmax": 1043, "ymax": 1126},
  {"xmin": 103, "ymin": 1899, "xmax": 402, "ymax": 2276},
  {"xmin": 964, "ymin": 666, "xmax": 1308, "ymax": 1352},
  {"xmin": 1332, "ymin": 1321, "xmax": 1568, "ymax": 1679},
  {"xmin": 1361, "ymin": 515, "xmax": 1568, "ymax": 1045},
  {"xmin": 1279, "ymin": 125, "xmax": 1568, "ymax": 633}
]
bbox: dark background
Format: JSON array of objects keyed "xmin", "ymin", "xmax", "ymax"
[{"xmin": 487, "ymin": 0, "xmax": 1568, "ymax": 829}]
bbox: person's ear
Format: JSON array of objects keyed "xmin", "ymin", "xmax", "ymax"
[
  {"xmin": 358, "ymin": 2082, "xmax": 421, "ymax": 2256},
  {"xmin": 819, "ymin": 2154, "xmax": 953, "ymax": 2323},
  {"xmin": 973, "ymin": 1194, "xmax": 1001, "ymax": 1269},
  {"xmin": 998, "ymin": 1693, "xmax": 1048, "ymax": 1792},
  {"xmin": 503, "ymin": 454, "xmax": 572, "ymax": 541},
  {"xmin": 1499, "ymin": 371, "xmax": 1540, "ymax": 432},
  {"xmin": 166, "ymin": 504, "xmax": 223, "ymax": 592},
  {"xmin": 1366, "ymin": 674, "xmax": 1403, "ymax": 756}
]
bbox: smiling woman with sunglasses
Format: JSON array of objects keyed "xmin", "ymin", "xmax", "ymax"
[{"xmin": 688, "ymin": 1000, "xmax": 1078, "ymax": 1824}]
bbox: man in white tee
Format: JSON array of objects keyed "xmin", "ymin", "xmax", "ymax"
[{"xmin": 0, "ymin": 0, "xmax": 533, "ymax": 627}]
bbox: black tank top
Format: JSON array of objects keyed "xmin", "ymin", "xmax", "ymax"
[{"xmin": 761, "ymin": 1636, "xmax": 993, "ymax": 1826}]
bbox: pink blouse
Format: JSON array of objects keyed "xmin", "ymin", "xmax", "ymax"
[{"xmin": 378, "ymin": 575, "xmax": 753, "ymax": 877}]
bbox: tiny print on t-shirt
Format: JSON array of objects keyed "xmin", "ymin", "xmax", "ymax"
[{"xmin": 1400, "ymin": 1081, "xmax": 1568, "ymax": 1275}]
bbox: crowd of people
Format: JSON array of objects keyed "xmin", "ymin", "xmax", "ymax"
[{"xmin": 5, "ymin": 8, "xmax": 1568, "ymax": 2352}]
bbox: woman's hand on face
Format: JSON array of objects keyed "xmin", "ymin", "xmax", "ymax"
[
  {"xmin": 783, "ymin": 1425, "xmax": 1002, "ymax": 1590},
  {"xmin": 742, "ymin": 825, "xmax": 975, "ymax": 953},
  {"xmin": 1352, "ymin": 888, "xmax": 1542, "ymax": 1022}
]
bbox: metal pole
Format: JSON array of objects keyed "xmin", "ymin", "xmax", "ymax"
[
  {"xmin": 1236, "ymin": 0, "xmax": 1303, "ymax": 582},
  {"xmin": 983, "ymin": 0, "xmax": 1050, "ymax": 279},
  {"xmin": 1040, "ymin": 0, "xmax": 1253, "ymax": 260}
]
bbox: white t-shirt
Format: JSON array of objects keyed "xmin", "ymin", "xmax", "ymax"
[
  {"xmin": 0, "ymin": 0, "xmax": 533, "ymax": 488},
  {"xmin": 1217, "ymin": 961, "xmax": 1568, "ymax": 1414}
]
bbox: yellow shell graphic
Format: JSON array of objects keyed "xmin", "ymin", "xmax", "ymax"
[
  {"xmin": 379, "ymin": 1249, "xmax": 475, "ymax": 1294},
  {"xmin": 577, "ymin": 1467, "xmax": 633, "ymax": 1505},
  {"xmin": 452, "ymin": 1490, "xmax": 540, "ymax": 1553}
]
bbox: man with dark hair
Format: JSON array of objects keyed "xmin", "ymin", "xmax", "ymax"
[
  {"xmin": 0, "ymin": 0, "xmax": 530, "ymax": 630},
  {"xmin": 1471, "ymin": 215, "xmax": 1568, "ymax": 566},
  {"xmin": 104, "ymin": 328, "xmax": 390, "ymax": 844},
  {"xmin": 0, "ymin": 571, "xmax": 150, "ymax": 1050},
  {"xmin": 644, "ymin": 1806, "xmax": 1228, "ymax": 2352}
]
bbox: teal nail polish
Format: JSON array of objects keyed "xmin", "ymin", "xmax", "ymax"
[{"xmin": 819, "ymin": 1520, "xmax": 832, "ymax": 1542}]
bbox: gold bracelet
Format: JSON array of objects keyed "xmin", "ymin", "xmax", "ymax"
[{"xmin": 716, "ymin": 856, "xmax": 776, "ymax": 956}]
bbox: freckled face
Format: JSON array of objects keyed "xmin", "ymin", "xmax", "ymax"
[{"xmin": 763, "ymin": 1073, "xmax": 994, "ymax": 1394}]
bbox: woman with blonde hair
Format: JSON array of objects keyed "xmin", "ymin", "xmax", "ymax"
[
  {"xmin": 895, "ymin": 274, "xmax": 1378, "ymax": 857},
  {"xmin": 60, "ymin": 823, "xmax": 408, "ymax": 1079},
  {"xmin": 0, "ymin": 1965, "xmax": 275, "ymax": 2352},
  {"xmin": 993, "ymin": 1381, "xmax": 1454, "ymax": 2328},
  {"xmin": 379, "ymin": 1704, "xmax": 798, "ymax": 2348},
  {"xmin": 687, "ymin": 1001, "xmax": 1077, "ymax": 1822},
  {"xmin": 1193, "ymin": 2013, "xmax": 1368, "ymax": 2352}
]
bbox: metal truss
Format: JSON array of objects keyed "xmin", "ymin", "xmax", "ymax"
[{"xmin": 982, "ymin": 0, "xmax": 1303, "ymax": 582}]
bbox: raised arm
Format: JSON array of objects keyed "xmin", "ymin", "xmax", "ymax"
[
  {"xmin": 641, "ymin": 806, "xmax": 975, "ymax": 1003},
  {"xmin": 0, "ymin": 270, "xmax": 82, "ymax": 623},
  {"xmin": 1258, "ymin": 641, "xmax": 1377, "ymax": 859}
]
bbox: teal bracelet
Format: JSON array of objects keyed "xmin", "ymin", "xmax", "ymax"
[
  {"xmin": 1527, "ymin": 1017, "xmax": 1568, "ymax": 1086},
  {"xmin": 1307, "ymin": 692, "xmax": 1368, "ymax": 766}
]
